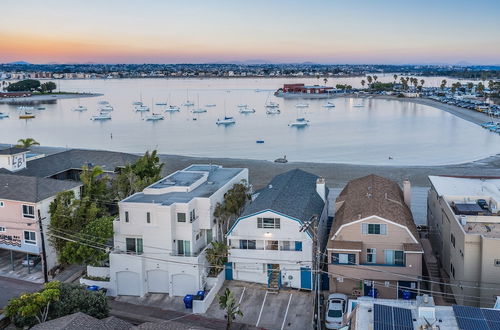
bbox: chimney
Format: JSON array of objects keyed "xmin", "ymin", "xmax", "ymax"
[
  {"xmin": 403, "ymin": 180, "xmax": 411, "ymax": 208},
  {"xmin": 316, "ymin": 177, "xmax": 326, "ymax": 202}
]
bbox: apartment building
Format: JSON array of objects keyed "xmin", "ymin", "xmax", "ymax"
[
  {"xmin": 109, "ymin": 164, "xmax": 248, "ymax": 297},
  {"xmin": 226, "ymin": 169, "xmax": 328, "ymax": 290},
  {"xmin": 427, "ymin": 175, "xmax": 500, "ymax": 307},
  {"xmin": 328, "ymin": 175, "xmax": 423, "ymax": 299}
]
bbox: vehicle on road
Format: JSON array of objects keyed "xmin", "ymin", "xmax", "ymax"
[{"xmin": 325, "ymin": 293, "xmax": 347, "ymax": 329}]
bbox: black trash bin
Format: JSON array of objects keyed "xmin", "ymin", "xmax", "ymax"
[{"xmin": 183, "ymin": 294, "xmax": 194, "ymax": 309}]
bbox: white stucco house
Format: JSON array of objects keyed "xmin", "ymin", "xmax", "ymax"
[
  {"xmin": 226, "ymin": 169, "xmax": 328, "ymax": 290},
  {"xmin": 109, "ymin": 164, "xmax": 248, "ymax": 297}
]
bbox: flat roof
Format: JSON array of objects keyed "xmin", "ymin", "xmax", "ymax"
[
  {"xmin": 123, "ymin": 164, "xmax": 245, "ymax": 205},
  {"xmin": 429, "ymin": 176, "xmax": 500, "ymax": 204}
]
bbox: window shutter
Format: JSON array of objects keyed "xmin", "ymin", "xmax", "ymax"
[
  {"xmin": 275, "ymin": 218, "xmax": 280, "ymax": 229},
  {"xmin": 295, "ymin": 241, "xmax": 302, "ymax": 251},
  {"xmin": 362, "ymin": 223, "xmax": 368, "ymax": 234},
  {"xmin": 257, "ymin": 218, "xmax": 263, "ymax": 228},
  {"xmin": 380, "ymin": 224, "xmax": 387, "ymax": 235}
]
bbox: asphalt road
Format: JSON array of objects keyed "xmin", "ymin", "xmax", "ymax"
[{"xmin": 0, "ymin": 276, "xmax": 41, "ymax": 309}]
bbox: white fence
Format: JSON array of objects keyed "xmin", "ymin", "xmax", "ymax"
[
  {"xmin": 86, "ymin": 265, "xmax": 110, "ymax": 278},
  {"xmin": 193, "ymin": 270, "xmax": 225, "ymax": 314}
]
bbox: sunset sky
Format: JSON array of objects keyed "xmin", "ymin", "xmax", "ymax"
[{"xmin": 2, "ymin": 0, "xmax": 500, "ymax": 64}]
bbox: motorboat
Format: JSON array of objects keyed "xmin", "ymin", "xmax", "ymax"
[
  {"xmin": 91, "ymin": 112, "xmax": 112, "ymax": 121},
  {"xmin": 289, "ymin": 117, "xmax": 309, "ymax": 127},
  {"xmin": 239, "ymin": 107, "xmax": 256, "ymax": 114},
  {"xmin": 132, "ymin": 101, "xmax": 143, "ymax": 106},
  {"xmin": 144, "ymin": 113, "xmax": 165, "ymax": 121},
  {"xmin": 19, "ymin": 111, "xmax": 35, "ymax": 119},
  {"xmin": 73, "ymin": 105, "xmax": 88, "ymax": 112},
  {"xmin": 266, "ymin": 108, "xmax": 281, "ymax": 114},
  {"xmin": 98, "ymin": 101, "xmax": 109, "ymax": 105},
  {"xmin": 295, "ymin": 103, "xmax": 309, "ymax": 108},
  {"xmin": 256, "ymin": 140, "xmax": 265, "ymax": 144},
  {"xmin": 100, "ymin": 105, "xmax": 114, "ymax": 111},
  {"xmin": 0, "ymin": 112, "xmax": 9, "ymax": 119},
  {"xmin": 353, "ymin": 104, "xmax": 364, "ymax": 108},
  {"xmin": 237, "ymin": 104, "xmax": 248, "ymax": 108},
  {"xmin": 164, "ymin": 105, "xmax": 180, "ymax": 112},
  {"xmin": 216, "ymin": 116, "xmax": 236, "ymax": 125},
  {"xmin": 155, "ymin": 102, "xmax": 168, "ymax": 106},
  {"xmin": 205, "ymin": 104, "xmax": 216, "ymax": 107},
  {"xmin": 191, "ymin": 108, "xmax": 207, "ymax": 114},
  {"xmin": 135, "ymin": 105, "xmax": 150, "ymax": 112},
  {"xmin": 323, "ymin": 102, "xmax": 335, "ymax": 108},
  {"xmin": 18, "ymin": 106, "xmax": 34, "ymax": 111},
  {"xmin": 266, "ymin": 101, "xmax": 279, "ymax": 108},
  {"xmin": 36, "ymin": 106, "xmax": 46, "ymax": 110}
]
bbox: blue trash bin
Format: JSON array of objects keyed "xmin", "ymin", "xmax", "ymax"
[
  {"xmin": 402, "ymin": 290, "xmax": 412, "ymax": 300},
  {"xmin": 87, "ymin": 285, "xmax": 99, "ymax": 291},
  {"xmin": 368, "ymin": 288, "xmax": 378, "ymax": 298},
  {"xmin": 183, "ymin": 294, "xmax": 194, "ymax": 309},
  {"xmin": 196, "ymin": 290, "xmax": 205, "ymax": 300}
]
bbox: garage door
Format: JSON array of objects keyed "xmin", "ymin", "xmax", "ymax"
[
  {"xmin": 147, "ymin": 270, "xmax": 169, "ymax": 293},
  {"xmin": 171, "ymin": 274, "xmax": 197, "ymax": 296},
  {"xmin": 117, "ymin": 271, "xmax": 141, "ymax": 296}
]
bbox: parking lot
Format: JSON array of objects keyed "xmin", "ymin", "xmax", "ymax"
[
  {"xmin": 207, "ymin": 281, "xmax": 313, "ymax": 330},
  {"xmin": 0, "ymin": 249, "xmax": 43, "ymax": 283}
]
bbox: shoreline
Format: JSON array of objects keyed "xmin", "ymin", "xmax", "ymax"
[{"xmin": 0, "ymin": 93, "xmax": 102, "ymax": 103}]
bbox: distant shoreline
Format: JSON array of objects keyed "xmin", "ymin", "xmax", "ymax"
[{"xmin": 0, "ymin": 92, "xmax": 102, "ymax": 103}]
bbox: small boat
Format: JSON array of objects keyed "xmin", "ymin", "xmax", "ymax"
[
  {"xmin": 135, "ymin": 105, "xmax": 150, "ymax": 112},
  {"xmin": 73, "ymin": 105, "xmax": 87, "ymax": 112},
  {"xmin": 266, "ymin": 101, "xmax": 280, "ymax": 108},
  {"xmin": 237, "ymin": 104, "xmax": 248, "ymax": 108},
  {"xmin": 205, "ymin": 104, "xmax": 216, "ymax": 107},
  {"xmin": 0, "ymin": 112, "xmax": 9, "ymax": 119},
  {"xmin": 164, "ymin": 105, "xmax": 180, "ymax": 112},
  {"xmin": 132, "ymin": 101, "xmax": 143, "ymax": 106},
  {"xmin": 191, "ymin": 108, "xmax": 207, "ymax": 114},
  {"xmin": 256, "ymin": 140, "xmax": 265, "ymax": 144},
  {"xmin": 183, "ymin": 101, "xmax": 195, "ymax": 106},
  {"xmin": 100, "ymin": 105, "xmax": 114, "ymax": 111},
  {"xmin": 216, "ymin": 116, "xmax": 236, "ymax": 125},
  {"xmin": 239, "ymin": 107, "xmax": 256, "ymax": 114},
  {"xmin": 266, "ymin": 108, "xmax": 281, "ymax": 114},
  {"xmin": 353, "ymin": 104, "xmax": 364, "ymax": 108},
  {"xmin": 274, "ymin": 155, "xmax": 288, "ymax": 163},
  {"xmin": 295, "ymin": 103, "xmax": 309, "ymax": 108},
  {"xmin": 144, "ymin": 113, "xmax": 165, "ymax": 121},
  {"xmin": 98, "ymin": 101, "xmax": 109, "ymax": 105},
  {"xmin": 289, "ymin": 117, "xmax": 309, "ymax": 127},
  {"xmin": 36, "ymin": 106, "xmax": 46, "ymax": 110},
  {"xmin": 91, "ymin": 113, "xmax": 112, "ymax": 121},
  {"xmin": 19, "ymin": 112, "xmax": 35, "ymax": 119},
  {"xmin": 323, "ymin": 102, "xmax": 335, "ymax": 108},
  {"xmin": 155, "ymin": 102, "xmax": 168, "ymax": 106},
  {"xmin": 18, "ymin": 106, "xmax": 34, "ymax": 111}
]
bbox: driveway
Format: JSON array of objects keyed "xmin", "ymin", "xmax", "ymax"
[
  {"xmin": 0, "ymin": 276, "xmax": 42, "ymax": 309},
  {"xmin": 0, "ymin": 249, "xmax": 43, "ymax": 283}
]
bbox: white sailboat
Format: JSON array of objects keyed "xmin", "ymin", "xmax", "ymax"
[
  {"xmin": 99, "ymin": 105, "xmax": 113, "ymax": 112},
  {"xmin": 165, "ymin": 105, "xmax": 180, "ymax": 112},
  {"xmin": 266, "ymin": 108, "xmax": 281, "ymax": 114},
  {"xmin": 239, "ymin": 107, "xmax": 256, "ymax": 114},
  {"xmin": 183, "ymin": 89, "xmax": 194, "ymax": 106},
  {"xmin": 322, "ymin": 102, "xmax": 335, "ymax": 108},
  {"xmin": 216, "ymin": 101, "xmax": 236, "ymax": 125},
  {"xmin": 295, "ymin": 103, "xmax": 309, "ymax": 108},
  {"xmin": 73, "ymin": 105, "xmax": 88, "ymax": 112},
  {"xmin": 91, "ymin": 112, "xmax": 112, "ymax": 121},
  {"xmin": 289, "ymin": 117, "xmax": 309, "ymax": 127},
  {"xmin": 191, "ymin": 94, "xmax": 207, "ymax": 113}
]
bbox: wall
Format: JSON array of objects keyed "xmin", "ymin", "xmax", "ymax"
[
  {"xmin": 87, "ymin": 265, "xmax": 110, "ymax": 278},
  {"xmin": 193, "ymin": 270, "xmax": 225, "ymax": 314}
]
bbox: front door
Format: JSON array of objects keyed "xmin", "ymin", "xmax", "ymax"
[
  {"xmin": 225, "ymin": 262, "xmax": 233, "ymax": 280},
  {"xmin": 300, "ymin": 267, "xmax": 312, "ymax": 290}
]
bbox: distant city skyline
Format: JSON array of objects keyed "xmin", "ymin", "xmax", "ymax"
[{"xmin": 2, "ymin": 0, "xmax": 500, "ymax": 65}]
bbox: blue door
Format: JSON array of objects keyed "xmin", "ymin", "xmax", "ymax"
[
  {"xmin": 300, "ymin": 267, "xmax": 312, "ymax": 290},
  {"xmin": 225, "ymin": 262, "xmax": 233, "ymax": 280}
]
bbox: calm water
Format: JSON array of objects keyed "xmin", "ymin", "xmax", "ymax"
[{"xmin": 0, "ymin": 76, "xmax": 498, "ymax": 165}]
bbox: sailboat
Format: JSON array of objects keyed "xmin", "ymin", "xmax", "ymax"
[
  {"xmin": 216, "ymin": 101, "xmax": 236, "ymax": 125},
  {"xmin": 133, "ymin": 93, "xmax": 143, "ymax": 106},
  {"xmin": 239, "ymin": 106, "xmax": 256, "ymax": 114},
  {"xmin": 295, "ymin": 103, "xmax": 309, "ymax": 108},
  {"xmin": 289, "ymin": 108, "xmax": 309, "ymax": 127},
  {"xmin": 265, "ymin": 93, "xmax": 279, "ymax": 108},
  {"xmin": 191, "ymin": 94, "xmax": 207, "ymax": 113},
  {"xmin": 144, "ymin": 99, "xmax": 165, "ymax": 121},
  {"xmin": 183, "ymin": 89, "xmax": 194, "ymax": 106},
  {"xmin": 322, "ymin": 102, "xmax": 335, "ymax": 108},
  {"xmin": 73, "ymin": 98, "xmax": 87, "ymax": 111}
]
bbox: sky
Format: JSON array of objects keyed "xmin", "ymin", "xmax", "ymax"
[{"xmin": 1, "ymin": 0, "xmax": 500, "ymax": 65}]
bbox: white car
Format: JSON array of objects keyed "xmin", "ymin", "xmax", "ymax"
[{"xmin": 325, "ymin": 293, "xmax": 347, "ymax": 329}]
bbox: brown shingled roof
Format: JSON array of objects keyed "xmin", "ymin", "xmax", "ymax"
[
  {"xmin": 331, "ymin": 174, "xmax": 419, "ymax": 240},
  {"xmin": 328, "ymin": 240, "xmax": 363, "ymax": 250}
]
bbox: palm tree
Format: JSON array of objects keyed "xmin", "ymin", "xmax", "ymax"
[
  {"xmin": 361, "ymin": 80, "xmax": 366, "ymax": 88},
  {"xmin": 467, "ymin": 82, "xmax": 474, "ymax": 90},
  {"xmin": 440, "ymin": 79, "xmax": 447, "ymax": 90},
  {"xmin": 373, "ymin": 75, "xmax": 378, "ymax": 82},
  {"xmin": 366, "ymin": 75, "xmax": 373, "ymax": 88},
  {"xmin": 323, "ymin": 78, "xmax": 328, "ymax": 85},
  {"xmin": 488, "ymin": 80, "xmax": 495, "ymax": 90},
  {"xmin": 205, "ymin": 241, "xmax": 229, "ymax": 276},
  {"xmin": 420, "ymin": 79, "xmax": 425, "ymax": 87},
  {"xmin": 218, "ymin": 288, "xmax": 243, "ymax": 330},
  {"xmin": 393, "ymin": 74, "xmax": 398, "ymax": 83},
  {"xmin": 477, "ymin": 82, "xmax": 485, "ymax": 95},
  {"xmin": 16, "ymin": 138, "xmax": 40, "ymax": 148}
]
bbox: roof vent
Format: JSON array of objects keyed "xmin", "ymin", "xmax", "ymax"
[
  {"xmin": 268, "ymin": 184, "xmax": 273, "ymax": 189},
  {"xmin": 207, "ymin": 181, "xmax": 214, "ymax": 185}
]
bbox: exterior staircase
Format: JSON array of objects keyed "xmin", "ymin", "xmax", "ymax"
[{"xmin": 267, "ymin": 265, "xmax": 280, "ymax": 293}]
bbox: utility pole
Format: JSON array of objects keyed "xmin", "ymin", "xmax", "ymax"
[
  {"xmin": 37, "ymin": 209, "xmax": 49, "ymax": 283},
  {"xmin": 300, "ymin": 214, "xmax": 320, "ymax": 330}
]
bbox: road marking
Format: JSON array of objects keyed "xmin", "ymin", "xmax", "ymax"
[
  {"xmin": 238, "ymin": 286, "xmax": 246, "ymax": 304},
  {"xmin": 281, "ymin": 293, "xmax": 293, "ymax": 330},
  {"xmin": 256, "ymin": 291, "xmax": 268, "ymax": 327}
]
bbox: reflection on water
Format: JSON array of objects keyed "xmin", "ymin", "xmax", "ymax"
[{"xmin": 0, "ymin": 77, "xmax": 498, "ymax": 166}]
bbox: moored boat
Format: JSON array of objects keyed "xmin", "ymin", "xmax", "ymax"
[
  {"xmin": 216, "ymin": 116, "xmax": 236, "ymax": 125},
  {"xmin": 295, "ymin": 103, "xmax": 309, "ymax": 108},
  {"xmin": 239, "ymin": 107, "xmax": 256, "ymax": 114},
  {"xmin": 191, "ymin": 108, "xmax": 207, "ymax": 114},
  {"xmin": 91, "ymin": 112, "xmax": 112, "ymax": 121},
  {"xmin": 323, "ymin": 102, "xmax": 335, "ymax": 108},
  {"xmin": 266, "ymin": 108, "xmax": 281, "ymax": 114},
  {"xmin": 135, "ymin": 105, "xmax": 150, "ymax": 112},
  {"xmin": 289, "ymin": 117, "xmax": 309, "ymax": 127},
  {"xmin": 0, "ymin": 112, "xmax": 9, "ymax": 119},
  {"xmin": 73, "ymin": 105, "xmax": 88, "ymax": 112},
  {"xmin": 164, "ymin": 105, "xmax": 180, "ymax": 112},
  {"xmin": 144, "ymin": 113, "xmax": 165, "ymax": 121}
]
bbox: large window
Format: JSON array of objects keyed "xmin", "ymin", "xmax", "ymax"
[
  {"xmin": 146, "ymin": 212, "xmax": 151, "ymax": 224},
  {"xmin": 125, "ymin": 237, "xmax": 143, "ymax": 255},
  {"xmin": 24, "ymin": 231, "xmax": 36, "ymax": 245},
  {"xmin": 239, "ymin": 239, "xmax": 256, "ymax": 249},
  {"xmin": 257, "ymin": 217, "xmax": 280, "ymax": 229},
  {"xmin": 177, "ymin": 212, "xmax": 186, "ymax": 223},
  {"xmin": 366, "ymin": 248, "xmax": 376, "ymax": 263},
  {"xmin": 332, "ymin": 253, "xmax": 356, "ymax": 265},
  {"xmin": 362, "ymin": 223, "xmax": 387, "ymax": 235},
  {"xmin": 384, "ymin": 250, "xmax": 404, "ymax": 266},
  {"xmin": 266, "ymin": 240, "xmax": 279, "ymax": 250},
  {"xmin": 177, "ymin": 240, "xmax": 191, "ymax": 255},
  {"xmin": 0, "ymin": 226, "xmax": 5, "ymax": 232},
  {"xmin": 22, "ymin": 205, "xmax": 35, "ymax": 219}
]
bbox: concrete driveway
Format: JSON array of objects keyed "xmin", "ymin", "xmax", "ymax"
[
  {"xmin": 0, "ymin": 276, "xmax": 42, "ymax": 309},
  {"xmin": 0, "ymin": 249, "xmax": 43, "ymax": 283},
  {"xmin": 206, "ymin": 281, "xmax": 314, "ymax": 330}
]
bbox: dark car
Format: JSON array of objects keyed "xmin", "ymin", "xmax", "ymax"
[{"xmin": 22, "ymin": 255, "xmax": 41, "ymax": 267}]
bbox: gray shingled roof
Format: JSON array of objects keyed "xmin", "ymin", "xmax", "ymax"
[
  {"xmin": 0, "ymin": 147, "xmax": 28, "ymax": 155},
  {"xmin": 240, "ymin": 169, "xmax": 325, "ymax": 222},
  {"xmin": 31, "ymin": 312, "xmax": 113, "ymax": 330},
  {"xmin": 0, "ymin": 173, "xmax": 81, "ymax": 202},
  {"xmin": 5, "ymin": 149, "xmax": 138, "ymax": 178}
]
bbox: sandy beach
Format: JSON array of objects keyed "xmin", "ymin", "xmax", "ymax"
[{"xmin": 0, "ymin": 93, "xmax": 102, "ymax": 103}]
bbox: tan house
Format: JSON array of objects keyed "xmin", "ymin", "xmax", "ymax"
[{"xmin": 327, "ymin": 175, "xmax": 423, "ymax": 299}]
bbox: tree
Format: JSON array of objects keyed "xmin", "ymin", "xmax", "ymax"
[
  {"xmin": 393, "ymin": 74, "xmax": 398, "ymax": 83},
  {"xmin": 16, "ymin": 137, "xmax": 40, "ymax": 148},
  {"xmin": 50, "ymin": 283, "xmax": 109, "ymax": 320},
  {"xmin": 489, "ymin": 80, "xmax": 495, "ymax": 90},
  {"xmin": 205, "ymin": 241, "xmax": 229, "ymax": 276},
  {"xmin": 6, "ymin": 281, "xmax": 61, "ymax": 327},
  {"xmin": 467, "ymin": 82, "xmax": 474, "ymax": 90},
  {"xmin": 366, "ymin": 75, "xmax": 373, "ymax": 88},
  {"xmin": 80, "ymin": 165, "xmax": 109, "ymax": 202},
  {"xmin": 6, "ymin": 79, "xmax": 41, "ymax": 92},
  {"xmin": 440, "ymin": 79, "xmax": 447, "ymax": 90},
  {"xmin": 213, "ymin": 181, "xmax": 250, "ymax": 237},
  {"xmin": 361, "ymin": 80, "xmax": 366, "ymax": 88},
  {"xmin": 373, "ymin": 75, "xmax": 378, "ymax": 82},
  {"xmin": 40, "ymin": 81, "xmax": 57, "ymax": 93},
  {"xmin": 218, "ymin": 288, "xmax": 243, "ymax": 330},
  {"xmin": 477, "ymin": 82, "xmax": 485, "ymax": 95},
  {"xmin": 323, "ymin": 78, "xmax": 328, "ymax": 85},
  {"xmin": 420, "ymin": 79, "xmax": 425, "ymax": 87}
]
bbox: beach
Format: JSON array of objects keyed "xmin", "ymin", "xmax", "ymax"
[{"xmin": 0, "ymin": 92, "xmax": 102, "ymax": 103}]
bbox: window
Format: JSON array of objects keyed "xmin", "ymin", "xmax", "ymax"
[
  {"xmin": 190, "ymin": 209, "xmax": 196, "ymax": 222},
  {"xmin": 239, "ymin": 239, "xmax": 256, "ymax": 249},
  {"xmin": 177, "ymin": 240, "xmax": 191, "ymax": 255},
  {"xmin": 124, "ymin": 211, "xmax": 129, "ymax": 222},
  {"xmin": 495, "ymin": 259, "xmax": 500, "ymax": 267},
  {"xmin": 266, "ymin": 240, "xmax": 279, "ymax": 250},
  {"xmin": 362, "ymin": 223, "xmax": 387, "ymax": 235},
  {"xmin": 450, "ymin": 262, "xmax": 455, "ymax": 278},
  {"xmin": 177, "ymin": 212, "xmax": 186, "ymax": 223},
  {"xmin": 257, "ymin": 217, "xmax": 280, "ymax": 229},
  {"xmin": 332, "ymin": 253, "xmax": 356, "ymax": 265},
  {"xmin": 206, "ymin": 229, "xmax": 213, "ymax": 244},
  {"xmin": 0, "ymin": 201, "xmax": 4, "ymax": 207},
  {"xmin": 295, "ymin": 241, "xmax": 303, "ymax": 251},
  {"xmin": 146, "ymin": 212, "xmax": 151, "ymax": 224},
  {"xmin": 22, "ymin": 205, "xmax": 35, "ymax": 219},
  {"xmin": 384, "ymin": 250, "xmax": 405, "ymax": 266},
  {"xmin": 450, "ymin": 233, "xmax": 455, "ymax": 248},
  {"xmin": 125, "ymin": 237, "xmax": 143, "ymax": 255},
  {"xmin": 366, "ymin": 248, "xmax": 376, "ymax": 263},
  {"xmin": 0, "ymin": 226, "xmax": 6, "ymax": 232},
  {"xmin": 24, "ymin": 231, "xmax": 36, "ymax": 244},
  {"xmin": 281, "ymin": 241, "xmax": 291, "ymax": 251}
]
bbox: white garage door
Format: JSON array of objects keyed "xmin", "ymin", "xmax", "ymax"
[
  {"xmin": 171, "ymin": 274, "xmax": 198, "ymax": 296},
  {"xmin": 117, "ymin": 271, "xmax": 141, "ymax": 296},
  {"xmin": 147, "ymin": 270, "xmax": 169, "ymax": 293}
]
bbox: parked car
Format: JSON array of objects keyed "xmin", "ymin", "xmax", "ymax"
[
  {"xmin": 325, "ymin": 293, "xmax": 348, "ymax": 329},
  {"xmin": 22, "ymin": 255, "xmax": 41, "ymax": 267}
]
